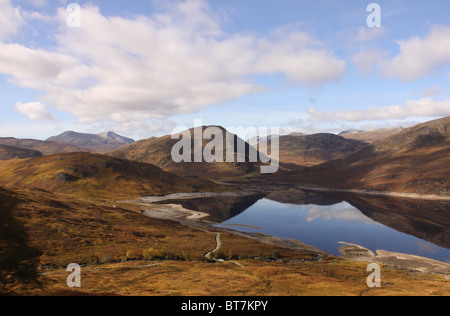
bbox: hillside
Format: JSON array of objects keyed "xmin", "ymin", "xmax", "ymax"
[
  {"xmin": 275, "ymin": 116, "xmax": 450, "ymax": 196},
  {"xmin": 0, "ymin": 145, "xmax": 42, "ymax": 160},
  {"xmin": 46, "ymin": 131, "xmax": 134, "ymax": 153},
  {"xmin": 111, "ymin": 126, "xmax": 267, "ymax": 179},
  {"xmin": 0, "ymin": 137, "xmax": 89, "ymax": 155},
  {"xmin": 263, "ymin": 133, "xmax": 367, "ymax": 167},
  {"xmin": 0, "ymin": 152, "xmax": 224, "ymax": 199},
  {"xmin": 340, "ymin": 127, "xmax": 404, "ymax": 143}
]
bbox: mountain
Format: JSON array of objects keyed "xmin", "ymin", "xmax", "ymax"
[
  {"xmin": 340, "ymin": 127, "xmax": 404, "ymax": 143},
  {"xmin": 0, "ymin": 137, "xmax": 89, "ymax": 155},
  {"xmin": 111, "ymin": 126, "xmax": 268, "ymax": 179},
  {"xmin": 265, "ymin": 133, "xmax": 367, "ymax": 167},
  {"xmin": 289, "ymin": 132, "xmax": 307, "ymax": 137},
  {"xmin": 339, "ymin": 129, "xmax": 366, "ymax": 136},
  {"xmin": 277, "ymin": 116, "xmax": 450, "ymax": 196},
  {"xmin": 0, "ymin": 145, "xmax": 42, "ymax": 160},
  {"xmin": 0, "ymin": 152, "xmax": 224, "ymax": 198},
  {"xmin": 46, "ymin": 131, "xmax": 134, "ymax": 153}
]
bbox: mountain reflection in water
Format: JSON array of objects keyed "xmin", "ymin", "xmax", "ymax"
[{"xmin": 156, "ymin": 189, "xmax": 450, "ymax": 262}]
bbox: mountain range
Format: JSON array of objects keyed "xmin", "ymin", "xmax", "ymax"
[
  {"xmin": 273, "ymin": 116, "xmax": 450, "ymax": 196},
  {"xmin": 46, "ymin": 131, "xmax": 135, "ymax": 153},
  {"xmin": 0, "ymin": 137, "xmax": 89, "ymax": 156},
  {"xmin": 0, "ymin": 117, "xmax": 448, "ymax": 197}
]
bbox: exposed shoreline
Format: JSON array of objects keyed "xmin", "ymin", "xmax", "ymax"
[
  {"xmin": 129, "ymin": 193, "xmax": 328, "ymax": 256},
  {"xmin": 338, "ymin": 242, "xmax": 450, "ymax": 276}
]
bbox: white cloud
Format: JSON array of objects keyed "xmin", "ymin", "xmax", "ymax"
[
  {"xmin": 0, "ymin": 0, "xmax": 346, "ymax": 126},
  {"xmin": 353, "ymin": 26, "xmax": 387, "ymax": 43},
  {"xmin": 421, "ymin": 86, "xmax": 443, "ymax": 98},
  {"xmin": 351, "ymin": 26, "xmax": 450, "ymax": 82},
  {"xmin": 307, "ymin": 98, "xmax": 450, "ymax": 122},
  {"xmin": 380, "ymin": 25, "xmax": 450, "ymax": 81},
  {"xmin": 0, "ymin": 0, "xmax": 23, "ymax": 40},
  {"xmin": 351, "ymin": 49, "xmax": 387, "ymax": 74},
  {"xmin": 14, "ymin": 101, "xmax": 57, "ymax": 122}
]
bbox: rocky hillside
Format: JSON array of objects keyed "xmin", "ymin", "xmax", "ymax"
[
  {"xmin": 340, "ymin": 127, "xmax": 404, "ymax": 143},
  {"xmin": 0, "ymin": 145, "xmax": 42, "ymax": 160}
]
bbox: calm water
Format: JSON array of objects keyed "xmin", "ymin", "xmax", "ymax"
[
  {"xmin": 155, "ymin": 189, "xmax": 450, "ymax": 262},
  {"xmin": 216, "ymin": 198, "xmax": 450, "ymax": 262}
]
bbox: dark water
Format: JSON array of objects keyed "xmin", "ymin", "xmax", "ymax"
[{"xmin": 158, "ymin": 189, "xmax": 450, "ymax": 262}]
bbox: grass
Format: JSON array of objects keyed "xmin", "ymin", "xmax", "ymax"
[{"xmin": 29, "ymin": 260, "xmax": 450, "ymax": 296}]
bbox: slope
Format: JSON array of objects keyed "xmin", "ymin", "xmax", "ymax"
[{"xmin": 0, "ymin": 152, "xmax": 224, "ymax": 199}]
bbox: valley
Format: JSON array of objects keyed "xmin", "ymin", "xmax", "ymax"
[{"xmin": 0, "ymin": 116, "xmax": 449, "ymax": 296}]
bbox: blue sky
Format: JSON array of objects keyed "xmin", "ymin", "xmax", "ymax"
[{"xmin": 0, "ymin": 0, "xmax": 449, "ymax": 140}]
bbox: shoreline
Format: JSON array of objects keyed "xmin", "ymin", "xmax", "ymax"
[
  {"xmin": 221, "ymin": 181, "xmax": 450, "ymax": 201},
  {"xmin": 294, "ymin": 186, "xmax": 450, "ymax": 201}
]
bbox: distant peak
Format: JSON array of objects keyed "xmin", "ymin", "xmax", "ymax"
[{"xmin": 339, "ymin": 129, "xmax": 366, "ymax": 136}]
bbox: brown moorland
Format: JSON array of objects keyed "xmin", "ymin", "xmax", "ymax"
[{"xmin": 0, "ymin": 152, "xmax": 225, "ymax": 199}]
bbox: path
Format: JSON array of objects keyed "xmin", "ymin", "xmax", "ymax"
[
  {"xmin": 204, "ymin": 232, "xmax": 245, "ymax": 267},
  {"xmin": 205, "ymin": 232, "xmax": 222, "ymax": 259}
]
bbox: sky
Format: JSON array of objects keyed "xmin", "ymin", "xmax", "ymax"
[{"xmin": 0, "ymin": 0, "xmax": 449, "ymax": 140}]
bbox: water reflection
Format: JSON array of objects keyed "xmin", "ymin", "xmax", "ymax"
[
  {"xmin": 156, "ymin": 188, "xmax": 450, "ymax": 262},
  {"xmin": 153, "ymin": 193, "xmax": 266, "ymax": 222},
  {"xmin": 303, "ymin": 203, "xmax": 377, "ymax": 224}
]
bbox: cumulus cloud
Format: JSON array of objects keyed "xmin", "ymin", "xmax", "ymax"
[
  {"xmin": 351, "ymin": 48, "xmax": 387, "ymax": 74},
  {"xmin": 308, "ymin": 98, "xmax": 450, "ymax": 122},
  {"xmin": 351, "ymin": 25, "xmax": 450, "ymax": 82},
  {"xmin": 0, "ymin": 0, "xmax": 346, "ymax": 125},
  {"xmin": 353, "ymin": 26, "xmax": 387, "ymax": 43},
  {"xmin": 421, "ymin": 86, "xmax": 443, "ymax": 98},
  {"xmin": 381, "ymin": 25, "xmax": 450, "ymax": 81},
  {"xmin": 14, "ymin": 101, "xmax": 57, "ymax": 121},
  {"xmin": 0, "ymin": 0, "xmax": 23, "ymax": 40}
]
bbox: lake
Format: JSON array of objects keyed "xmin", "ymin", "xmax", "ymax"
[{"xmin": 155, "ymin": 189, "xmax": 450, "ymax": 262}]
